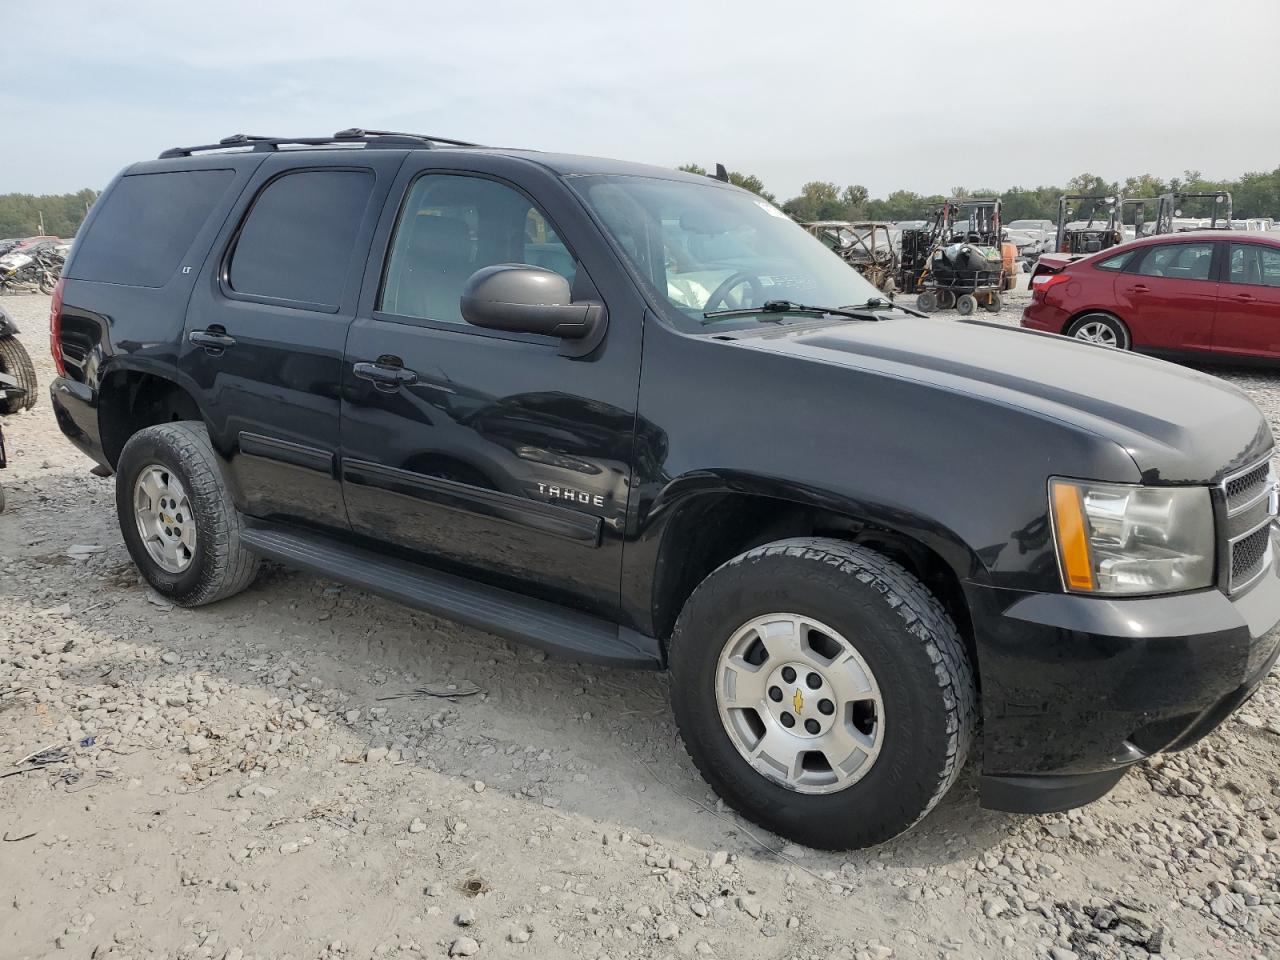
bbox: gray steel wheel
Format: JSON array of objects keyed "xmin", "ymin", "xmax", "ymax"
[
  {"xmin": 715, "ymin": 612, "xmax": 884, "ymax": 795},
  {"xmin": 132, "ymin": 464, "xmax": 196, "ymax": 574}
]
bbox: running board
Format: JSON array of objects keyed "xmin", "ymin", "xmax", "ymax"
[{"xmin": 240, "ymin": 524, "xmax": 662, "ymax": 669}]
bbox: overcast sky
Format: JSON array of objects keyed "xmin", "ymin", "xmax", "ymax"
[{"xmin": 4, "ymin": 0, "xmax": 1279, "ymax": 200}]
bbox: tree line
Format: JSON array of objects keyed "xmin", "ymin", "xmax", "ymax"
[
  {"xmin": 680, "ymin": 165, "xmax": 1280, "ymax": 224},
  {"xmin": 5, "ymin": 164, "xmax": 1279, "ymax": 240},
  {"xmin": 0, "ymin": 190, "xmax": 100, "ymax": 239}
]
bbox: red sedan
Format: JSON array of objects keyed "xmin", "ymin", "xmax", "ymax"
[{"xmin": 1021, "ymin": 231, "xmax": 1280, "ymax": 361}]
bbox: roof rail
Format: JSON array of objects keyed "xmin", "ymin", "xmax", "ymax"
[{"xmin": 159, "ymin": 128, "xmax": 482, "ymax": 159}]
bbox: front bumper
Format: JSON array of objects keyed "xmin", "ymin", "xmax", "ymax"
[{"xmin": 968, "ymin": 547, "xmax": 1280, "ymax": 813}]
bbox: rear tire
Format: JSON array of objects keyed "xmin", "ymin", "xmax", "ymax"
[
  {"xmin": 955, "ymin": 294, "xmax": 977, "ymax": 316},
  {"xmin": 115, "ymin": 421, "xmax": 259, "ymax": 607},
  {"xmin": 1066, "ymin": 313, "xmax": 1130, "ymax": 349},
  {"xmin": 982, "ymin": 291, "xmax": 1003, "ymax": 313},
  {"xmin": 0, "ymin": 336, "xmax": 38, "ymax": 413},
  {"xmin": 915, "ymin": 291, "xmax": 938, "ymax": 313},
  {"xmin": 669, "ymin": 537, "xmax": 977, "ymax": 850}
]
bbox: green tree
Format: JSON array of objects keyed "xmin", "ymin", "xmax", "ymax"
[
  {"xmin": 0, "ymin": 189, "xmax": 98, "ymax": 238},
  {"xmin": 677, "ymin": 164, "xmax": 776, "ymax": 203}
]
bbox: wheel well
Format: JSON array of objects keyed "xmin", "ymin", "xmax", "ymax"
[
  {"xmin": 651, "ymin": 494, "xmax": 977, "ymax": 676},
  {"xmin": 98, "ymin": 371, "xmax": 203, "ymax": 467}
]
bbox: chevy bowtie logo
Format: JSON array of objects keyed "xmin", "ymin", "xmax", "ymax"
[{"xmin": 792, "ymin": 688, "xmax": 804, "ymax": 714}]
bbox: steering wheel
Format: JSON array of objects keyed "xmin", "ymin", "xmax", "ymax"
[{"xmin": 704, "ymin": 271, "xmax": 765, "ymax": 312}]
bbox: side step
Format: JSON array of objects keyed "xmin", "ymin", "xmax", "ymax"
[{"xmin": 240, "ymin": 523, "xmax": 662, "ymax": 669}]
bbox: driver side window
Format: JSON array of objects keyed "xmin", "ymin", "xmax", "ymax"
[{"xmin": 379, "ymin": 174, "xmax": 577, "ymax": 323}]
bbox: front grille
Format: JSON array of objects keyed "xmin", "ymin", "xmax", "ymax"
[
  {"xmin": 1222, "ymin": 458, "xmax": 1277, "ymax": 593},
  {"xmin": 1232, "ymin": 525, "xmax": 1271, "ymax": 588},
  {"xmin": 1226, "ymin": 462, "xmax": 1271, "ymax": 511}
]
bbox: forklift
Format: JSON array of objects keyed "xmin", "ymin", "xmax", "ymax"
[
  {"xmin": 905, "ymin": 198, "xmax": 1016, "ymax": 315},
  {"xmin": 1055, "ymin": 195, "xmax": 1123, "ymax": 254},
  {"xmin": 1154, "ymin": 190, "xmax": 1232, "ymax": 234}
]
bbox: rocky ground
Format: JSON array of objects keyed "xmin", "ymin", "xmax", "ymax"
[{"xmin": 2, "ymin": 292, "xmax": 1279, "ymax": 960}]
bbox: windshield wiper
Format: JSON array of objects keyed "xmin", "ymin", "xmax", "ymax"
[
  {"xmin": 851, "ymin": 296, "xmax": 928, "ymax": 319},
  {"xmin": 702, "ymin": 297, "xmax": 924, "ymax": 324}
]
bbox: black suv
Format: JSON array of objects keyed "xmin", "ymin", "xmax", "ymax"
[{"xmin": 49, "ymin": 130, "xmax": 1280, "ymax": 849}]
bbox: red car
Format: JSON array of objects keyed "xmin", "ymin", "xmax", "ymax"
[{"xmin": 1021, "ymin": 231, "xmax": 1280, "ymax": 362}]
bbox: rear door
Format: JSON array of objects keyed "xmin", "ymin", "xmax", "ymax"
[
  {"xmin": 339, "ymin": 155, "xmax": 644, "ymax": 619},
  {"xmin": 1211, "ymin": 242, "xmax": 1280, "ymax": 359},
  {"xmin": 1114, "ymin": 240, "xmax": 1220, "ymax": 352},
  {"xmin": 181, "ymin": 151, "xmax": 403, "ymax": 527}
]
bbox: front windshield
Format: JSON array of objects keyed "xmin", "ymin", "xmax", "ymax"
[{"xmin": 571, "ymin": 175, "xmax": 885, "ymax": 332}]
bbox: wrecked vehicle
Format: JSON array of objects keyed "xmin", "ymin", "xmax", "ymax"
[{"xmin": 803, "ymin": 220, "xmax": 900, "ymax": 292}]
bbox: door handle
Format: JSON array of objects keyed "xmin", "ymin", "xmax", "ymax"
[
  {"xmin": 1234, "ymin": 292, "xmax": 1256, "ymax": 301},
  {"xmin": 1128, "ymin": 284, "xmax": 1149, "ymax": 293},
  {"xmin": 189, "ymin": 327, "xmax": 236, "ymax": 351},
  {"xmin": 353, "ymin": 360, "xmax": 419, "ymax": 389}
]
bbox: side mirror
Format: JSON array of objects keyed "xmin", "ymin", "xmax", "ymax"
[{"xmin": 460, "ymin": 264, "xmax": 601, "ymax": 340}]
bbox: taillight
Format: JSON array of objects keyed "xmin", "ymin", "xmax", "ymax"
[
  {"xmin": 1030, "ymin": 271, "xmax": 1069, "ymax": 300},
  {"xmin": 49, "ymin": 277, "xmax": 66, "ymax": 377}
]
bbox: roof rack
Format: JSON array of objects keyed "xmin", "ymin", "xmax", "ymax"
[{"xmin": 159, "ymin": 128, "xmax": 482, "ymax": 159}]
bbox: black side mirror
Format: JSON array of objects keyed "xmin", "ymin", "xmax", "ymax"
[{"xmin": 460, "ymin": 264, "xmax": 601, "ymax": 340}]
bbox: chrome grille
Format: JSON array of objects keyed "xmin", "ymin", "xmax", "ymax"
[
  {"xmin": 1232, "ymin": 525, "xmax": 1270, "ymax": 586},
  {"xmin": 1226, "ymin": 462, "xmax": 1271, "ymax": 513},
  {"xmin": 1222, "ymin": 458, "xmax": 1277, "ymax": 593}
]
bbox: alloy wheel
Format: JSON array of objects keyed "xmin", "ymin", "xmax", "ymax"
[
  {"xmin": 133, "ymin": 464, "xmax": 196, "ymax": 574},
  {"xmin": 1073, "ymin": 320, "xmax": 1119, "ymax": 347},
  {"xmin": 714, "ymin": 613, "xmax": 884, "ymax": 795}
]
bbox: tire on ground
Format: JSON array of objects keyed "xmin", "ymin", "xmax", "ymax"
[
  {"xmin": 0, "ymin": 336, "xmax": 38, "ymax": 413},
  {"xmin": 669, "ymin": 537, "xmax": 977, "ymax": 850},
  {"xmin": 115, "ymin": 421, "xmax": 259, "ymax": 607}
]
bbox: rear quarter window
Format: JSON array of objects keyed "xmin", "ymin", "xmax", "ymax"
[
  {"xmin": 69, "ymin": 170, "xmax": 234, "ymax": 287},
  {"xmin": 227, "ymin": 169, "xmax": 374, "ymax": 309},
  {"xmin": 1093, "ymin": 251, "xmax": 1132, "ymax": 271}
]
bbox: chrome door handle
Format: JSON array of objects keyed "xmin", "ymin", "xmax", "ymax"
[
  {"xmin": 189, "ymin": 327, "xmax": 236, "ymax": 352},
  {"xmin": 353, "ymin": 361, "xmax": 419, "ymax": 389}
]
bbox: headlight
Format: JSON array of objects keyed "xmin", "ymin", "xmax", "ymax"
[{"xmin": 1049, "ymin": 478, "xmax": 1215, "ymax": 595}]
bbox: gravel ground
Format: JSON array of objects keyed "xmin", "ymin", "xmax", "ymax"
[{"xmin": 2, "ymin": 292, "xmax": 1279, "ymax": 960}]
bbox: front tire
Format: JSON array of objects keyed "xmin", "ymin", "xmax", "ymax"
[
  {"xmin": 115, "ymin": 421, "xmax": 259, "ymax": 607},
  {"xmin": 955, "ymin": 294, "xmax": 977, "ymax": 316},
  {"xmin": 669, "ymin": 538, "xmax": 977, "ymax": 850}
]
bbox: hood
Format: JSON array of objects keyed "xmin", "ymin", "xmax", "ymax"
[{"xmin": 729, "ymin": 315, "xmax": 1271, "ymax": 484}]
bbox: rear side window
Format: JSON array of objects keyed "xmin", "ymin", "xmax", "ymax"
[
  {"xmin": 1228, "ymin": 243, "xmax": 1280, "ymax": 288},
  {"xmin": 1134, "ymin": 242, "xmax": 1216, "ymax": 281},
  {"xmin": 1094, "ymin": 251, "xmax": 1132, "ymax": 271},
  {"xmin": 228, "ymin": 169, "xmax": 374, "ymax": 309},
  {"xmin": 71, "ymin": 170, "xmax": 234, "ymax": 287}
]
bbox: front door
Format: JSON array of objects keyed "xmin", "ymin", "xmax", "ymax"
[
  {"xmin": 339, "ymin": 160, "xmax": 644, "ymax": 618},
  {"xmin": 181, "ymin": 153, "xmax": 401, "ymax": 528},
  {"xmin": 1212, "ymin": 241, "xmax": 1280, "ymax": 359},
  {"xmin": 1115, "ymin": 240, "xmax": 1220, "ymax": 352}
]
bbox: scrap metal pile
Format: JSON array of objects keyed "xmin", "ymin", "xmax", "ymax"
[{"xmin": 0, "ymin": 236, "xmax": 69, "ymax": 295}]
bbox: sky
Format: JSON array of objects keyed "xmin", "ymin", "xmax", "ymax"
[{"xmin": 3, "ymin": 0, "xmax": 1279, "ymax": 201}]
